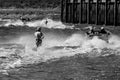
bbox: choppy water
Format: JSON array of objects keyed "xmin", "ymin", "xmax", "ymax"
[{"xmin": 0, "ymin": 18, "xmax": 120, "ymax": 80}]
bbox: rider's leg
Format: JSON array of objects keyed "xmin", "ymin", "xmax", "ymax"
[
  {"xmin": 36, "ymin": 39, "xmax": 39, "ymax": 47},
  {"xmin": 36, "ymin": 39, "xmax": 42, "ymax": 47}
]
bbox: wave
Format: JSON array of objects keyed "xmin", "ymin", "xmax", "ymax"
[
  {"xmin": 1, "ymin": 33, "xmax": 120, "ymax": 71},
  {"xmin": 0, "ymin": 18, "xmax": 75, "ymax": 29},
  {"xmin": 0, "ymin": 19, "xmax": 120, "ymax": 75}
]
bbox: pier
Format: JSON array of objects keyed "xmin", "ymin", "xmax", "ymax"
[{"xmin": 61, "ymin": 0, "xmax": 120, "ymax": 26}]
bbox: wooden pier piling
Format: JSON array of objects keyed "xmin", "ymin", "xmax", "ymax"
[
  {"xmin": 96, "ymin": 0, "xmax": 98, "ymax": 25},
  {"xmin": 114, "ymin": 0, "xmax": 118, "ymax": 26},
  {"xmin": 87, "ymin": 0, "xmax": 90, "ymax": 24},
  {"xmin": 61, "ymin": 0, "xmax": 120, "ymax": 26}
]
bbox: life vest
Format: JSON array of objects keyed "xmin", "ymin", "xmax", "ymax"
[{"xmin": 34, "ymin": 32, "xmax": 44, "ymax": 40}]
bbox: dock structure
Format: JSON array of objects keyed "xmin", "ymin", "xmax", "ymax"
[{"xmin": 61, "ymin": 0, "xmax": 120, "ymax": 26}]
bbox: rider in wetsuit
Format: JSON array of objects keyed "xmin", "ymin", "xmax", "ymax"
[
  {"xmin": 99, "ymin": 27, "xmax": 111, "ymax": 43},
  {"xmin": 85, "ymin": 26, "xmax": 95, "ymax": 37},
  {"xmin": 99, "ymin": 27, "xmax": 110, "ymax": 35},
  {"xmin": 34, "ymin": 27, "xmax": 44, "ymax": 47}
]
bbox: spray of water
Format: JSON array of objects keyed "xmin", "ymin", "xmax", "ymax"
[
  {"xmin": 0, "ymin": 18, "xmax": 120, "ymax": 74},
  {"xmin": 11, "ymin": 33, "xmax": 120, "ymax": 67},
  {"xmin": 4, "ymin": 20, "xmax": 24, "ymax": 27},
  {"xmin": 2, "ymin": 18, "xmax": 74, "ymax": 29}
]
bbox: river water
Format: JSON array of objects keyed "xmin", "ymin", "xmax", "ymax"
[{"xmin": 0, "ymin": 18, "xmax": 120, "ymax": 80}]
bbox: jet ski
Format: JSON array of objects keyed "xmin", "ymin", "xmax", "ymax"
[{"xmin": 85, "ymin": 26, "xmax": 111, "ymax": 43}]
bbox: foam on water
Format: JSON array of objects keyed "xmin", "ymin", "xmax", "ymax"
[
  {"xmin": 1, "ymin": 18, "xmax": 74, "ymax": 29},
  {"xmin": 4, "ymin": 20, "xmax": 24, "ymax": 27},
  {"xmin": 26, "ymin": 18, "xmax": 75, "ymax": 29},
  {"xmin": 11, "ymin": 33, "xmax": 120, "ymax": 67},
  {"xmin": 0, "ymin": 19, "xmax": 120, "ymax": 75}
]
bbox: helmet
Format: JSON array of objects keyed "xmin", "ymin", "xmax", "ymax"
[{"xmin": 101, "ymin": 27, "xmax": 104, "ymax": 29}]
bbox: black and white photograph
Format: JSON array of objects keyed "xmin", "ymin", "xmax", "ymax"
[{"xmin": 0, "ymin": 0, "xmax": 120, "ymax": 80}]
